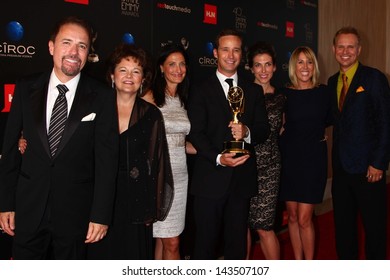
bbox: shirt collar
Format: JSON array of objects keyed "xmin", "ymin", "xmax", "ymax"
[
  {"xmin": 340, "ymin": 61, "xmax": 359, "ymax": 85},
  {"xmin": 49, "ymin": 69, "xmax": 81, "ymax": 93},
  {"xmin": 216, "ymin": 70, "xmax": 238, "ymax": 86}
]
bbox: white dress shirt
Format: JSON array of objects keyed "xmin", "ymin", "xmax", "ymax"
[{"xmin": 46, "ymin": 70, "xmax": 80, "ymax": 133}]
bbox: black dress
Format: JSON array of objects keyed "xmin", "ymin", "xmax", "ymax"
[
  {"xmin": 278, "ymin": 85, "xmax": 331, "ymax": 204},
  {"xmin": 88, "ymin": 98, "xmax": 173, "ymax": 259},
  {"xmin": 248, "ymin": 91, "xmax": 285, "ymax": 230}
]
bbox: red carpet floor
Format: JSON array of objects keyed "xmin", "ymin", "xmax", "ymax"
[{"xmin": 250, "ymin": 197, "xmax": 390, "ymax": 260}]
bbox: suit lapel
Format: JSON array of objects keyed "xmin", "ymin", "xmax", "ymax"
[
  {"xmin": 329, "ymin": 74, "xmax": 341, "ymax": 118},
  {"xmin": 30, "ymin": 74, "xmax": 51, "ymax": 157},
  {"xmin": 54, "ymin": 75, "xmax": 96, "ymax": 158},
  {"xmin": 343, "ymin": 64, "xmax": 362, "ymax": 110},
  {"xmin": 211, "ymin": 75, "xmax": 233, "ymax": 122},
  {"xmin": 237, "ymin": 78, "xmax": 247, "ymax": 118}
]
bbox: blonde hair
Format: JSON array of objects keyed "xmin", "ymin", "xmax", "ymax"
[{"xmin": 288, "ymin": 46, "xmax": 320, "ymax": 88}]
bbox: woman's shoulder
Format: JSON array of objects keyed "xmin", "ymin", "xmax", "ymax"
[
  {"xmin": 141, "ymin": 90, "xmax": 157, "ymax": 106},
  {"xmin": 273, "ymin": 88, "xmax": 287, "ymax": 99},
  {"xmin": 313, "ymin": 83, "xmax": 330, "ymax": 93},
  {"xmin": 139, "ymin": 97, "xmax": 157, "ymax": 109},
  {"xmin": 137, "ymin": 97, "xmax": 164, "ymax": 121},
  {"xmin": 317, "ymin": 83, "xmax": 328, "ymax": 89},
  {"xmin": 277, "ymin": 85, "xmax": 295, "ymax": 94}
]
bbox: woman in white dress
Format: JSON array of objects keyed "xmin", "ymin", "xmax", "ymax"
[{"xmin": 147, "ymin": 44, "xmax": 194, "ymax": 260}]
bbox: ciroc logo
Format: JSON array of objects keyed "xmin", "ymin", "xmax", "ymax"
[
  {"xmin": 122, "ymin": 33, "xmax": 135, "ymax": 45},
  {"xmin": 1, "ymin": 21, "xmax": 36, "ymax": 58},
  {"xmin": 198, "ymin": 41, "xmax": 217, "ymax": 67}
]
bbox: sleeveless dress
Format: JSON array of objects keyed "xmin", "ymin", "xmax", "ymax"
[
  {"xmin": 153, "ymin": 95, "xmax": 191, "ymax": 238},
  {"xmin": 248, "ymin": 91, "xmax": 285, "ymax": 230},
  {"xmin": 278, "ymin": 85, "xmax": 331, "ymax": 204}
]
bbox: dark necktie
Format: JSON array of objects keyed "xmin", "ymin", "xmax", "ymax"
[
  {"xmin": 48, "ymin": 84, "xmax": 69, "ymax": 157},
  {"xmin": 225, "ymin": 78, "xmax": 234, "ymax": 89},
  {"xmin": 339, "ymin": 74, "xmax": 348, "ymax": 111}
]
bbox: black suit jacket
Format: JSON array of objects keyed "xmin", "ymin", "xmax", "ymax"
[
  {"xmin": 187, "ymin": 74, "xmax": 269, "ymax": 199},
  {"xmin": 328, "ymin": 63, "xmax": 390, "ymax": 173},
  {"xmin": 0, "ymin": 71, "xmax": 119, "ymax": 236}
]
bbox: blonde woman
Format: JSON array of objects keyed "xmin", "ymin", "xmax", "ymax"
[{"xmin": 278, "ymin": 46, "xmax": 331, "ymax": 259}]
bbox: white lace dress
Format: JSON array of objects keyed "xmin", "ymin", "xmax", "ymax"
[{"xmin": 153, "ymin": 95, "xmax": 190, "ymax": 238}]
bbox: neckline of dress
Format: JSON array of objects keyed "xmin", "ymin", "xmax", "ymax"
[{"xmin": 165, "ymin": 92, "xmax": 178, "ymax": 99}]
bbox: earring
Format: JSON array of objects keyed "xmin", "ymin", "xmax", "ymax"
[
  {"xmin": 139, "ymin": 84, "xmax": 143, "ymax": 95},
  {"xmin": 161, "ymin": 71, "xmax": 164, "ymax": 78},
  {"xmin": 111, "ymin": 80, "xmax": 115, "ymax": 89}
]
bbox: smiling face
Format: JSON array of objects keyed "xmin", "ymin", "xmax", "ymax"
[
  {"xmin": 48, "ymin": 23, "xmax": 90, "ymax": 82},
  {"xmin": 161, "ymin": 52, "xmax": 187, "ymax": 87},
  {"xmin": 295, "ymin": 51, "xmax": 314, "ymax": 87},
  {"xmin": 333, "ymin": 33, "xmax": 361, "ymax": 72},
  {"xmin": 111, "ymin": 56, "xmax": 144, "ymax": 96},
  {"xmin": 213, "ymin": 35, "xmax": 242, "ymax": 76},
  {"xmin": 251, "ymin": 53, "xmax": 276, "ymax": 86}
]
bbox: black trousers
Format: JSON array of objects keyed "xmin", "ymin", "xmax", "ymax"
[
  {"xmin": 12, "ymin": 203, "xmax": 87, "ymax": 260},
  {"xmin": 192, "ymin": 191, "xmax": 250, "ymax": 260},
  {"xmin": 332, "ymin": 167, "xmax": 387, "ymax": 260}
]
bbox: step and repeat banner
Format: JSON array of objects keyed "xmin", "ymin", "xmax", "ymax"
[{"xmin": 0, "ymin": 0, "xmax": 317, "ymax": 259}]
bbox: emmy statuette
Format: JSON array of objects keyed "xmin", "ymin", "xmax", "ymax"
[{"xmin": 222, "ymin": 86, "xmax": 250, "ymax": 157}]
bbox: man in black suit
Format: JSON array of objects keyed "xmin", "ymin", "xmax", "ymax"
[
  {"xmin": 0, "ymin": 16, "xmax": 118, "ymax": 259},
  {"xmin": 328, "ymin": 26, "xmax": 390, "ymax": 259},
  {"xmin": 187, "ymin": 29, "xmax": 269, "ymax": 259}
]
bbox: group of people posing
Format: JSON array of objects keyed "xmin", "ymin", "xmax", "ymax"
[{"xmin": 0, "ymin": 16, "xmax": 389, "ymax": 261}]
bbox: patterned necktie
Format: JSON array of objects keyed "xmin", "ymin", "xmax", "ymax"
[
  {"xmin": 339, "ymin": 74, "xmax": 348, "ymax": 111},
  {"xmin": 48, "ymin": 84, "xmax": 69, "ymax": 157}
]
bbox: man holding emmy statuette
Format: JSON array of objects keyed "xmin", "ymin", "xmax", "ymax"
[
  {"xmin": 222, "ymin": 84, "xmax": 251, "ymax": 156},
  {"xmin": 187, "ymin": 29, "xmax": 270, "ymax": 259}
]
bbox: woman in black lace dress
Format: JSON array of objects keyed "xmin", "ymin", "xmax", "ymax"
[{"xmin": 246, "ymin": 42, "xmax": 285, "ymax": 259}]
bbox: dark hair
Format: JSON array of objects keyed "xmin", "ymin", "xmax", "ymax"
[
  {"xmin": 333, "ymin": 26, "xmax": 361, "ymax": 45},
  {"xmin": 214, "ymin": 29, "xmax": 243, "ymax": 50},
  {"xmin": 49, "ymin": 16, "xmax": 93, "ymax": 46},
  {"xmin": 153, "ymin": 43, "xmax": 190, "ymax": 107},
  {"xmin": 247, "ymin": 41, "xmax": 276, "ymax": 68},
  {"xmin": 106, "ymin": 43, "xmax": 154, "ymax": 96}
]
